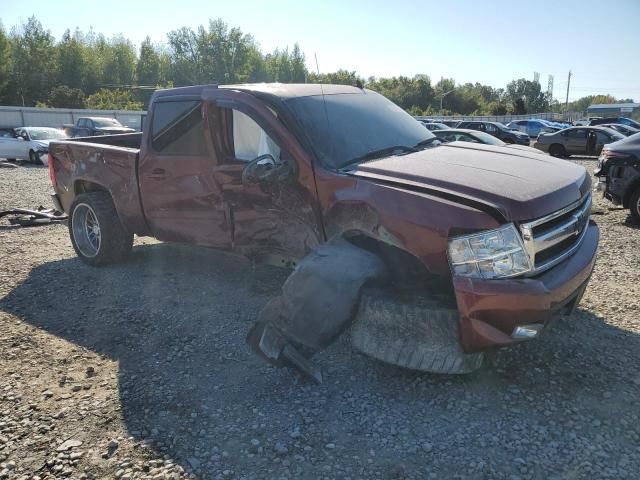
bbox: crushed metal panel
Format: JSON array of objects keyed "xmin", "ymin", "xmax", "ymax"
[{"xmin": 247, "ymin": 241, "xmax": 387, "ymax": 382}]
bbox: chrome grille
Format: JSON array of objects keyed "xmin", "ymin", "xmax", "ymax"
[{"xmin": 520, "ymin": 193, "xmax": 591, "ymax": 274}]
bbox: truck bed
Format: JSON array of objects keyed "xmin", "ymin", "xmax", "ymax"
[
  {"xmin": 67, "ymin": 132, "xmax": 143, "ymax": 149},
  {"xmin": 49, "ymin": 134, "xmax": 149, "ymax": 235}
]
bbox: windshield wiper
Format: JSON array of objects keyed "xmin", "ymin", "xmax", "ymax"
[
  {"xmin": 339, "ymin": 145, "xmax": 417, "ymax": 171},
  {"xmin": 413, "ymin": 137, "xmax": 440, "ymax": 149}
]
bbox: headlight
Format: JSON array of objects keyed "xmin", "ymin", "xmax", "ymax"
[{"xmin": 448, "ymin": 224, "xmax": 532, "ymax": 279}]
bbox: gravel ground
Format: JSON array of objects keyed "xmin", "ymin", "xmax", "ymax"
[{"xmin": 0, "ymin": 158, "xmax": 639, "ymax": 480}]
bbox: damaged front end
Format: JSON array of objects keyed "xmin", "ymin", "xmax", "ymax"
[
  {"xmin": 247, "ymin": 241, "xmax": 388, "ymax": 383},
  {"xmin": 246, "ymin": 238, "xmax": 485, "ymax": 382}
]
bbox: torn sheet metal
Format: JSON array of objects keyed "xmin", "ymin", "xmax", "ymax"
[{"xmin": 247, "ymin": 241, "xmax": 387, "ymax": 382}]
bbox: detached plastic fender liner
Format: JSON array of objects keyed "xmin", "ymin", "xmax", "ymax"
[{"xmin": 246, "ymin": 240, "xmax": 388, "ymax": 381}]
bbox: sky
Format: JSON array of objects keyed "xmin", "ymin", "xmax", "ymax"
[{"xmin": 2, "ymin": 0, "xmax": 639, "ymax": 102}]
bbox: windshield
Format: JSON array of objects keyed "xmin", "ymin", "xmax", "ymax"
[
  {"xmin": 26, "ymin": 128, "xmax": 68, "ymax": 140},
  {"xmin": 92, "ymin": 118, "xmax": 123, "ymax": 128},
  {"xmin": 286, "ymin": 91, "xmax": 435, "ymax": 169},
  {"xmin": 469, "ymin": 131, "xmax": 505, "ymax": 146}
]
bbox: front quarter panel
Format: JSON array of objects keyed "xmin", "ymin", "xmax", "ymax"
[{"xmin": 316, "ymin": 171, "xmax": 501, "ymax": 276}]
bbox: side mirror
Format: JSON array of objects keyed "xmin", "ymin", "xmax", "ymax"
[{"xmin": 242, "ymin": 154, "xmax": 294, "ymax": 185}]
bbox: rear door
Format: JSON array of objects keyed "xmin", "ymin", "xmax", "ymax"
[
  {"xmin": 563, "ymin": 128, "xmax": 588, "ymax": 154},
  {"xmin": 138, "ymin": 98, "xmax": 231, "ymax": 247},
  {"xmin": 595, "ymin": 130, "xmax": 613, "ymax": 154}
]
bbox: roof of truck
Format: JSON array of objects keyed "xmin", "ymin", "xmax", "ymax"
[{"xmin": 153, "ymin": 83, "xmax": 366, "ymax": 100}]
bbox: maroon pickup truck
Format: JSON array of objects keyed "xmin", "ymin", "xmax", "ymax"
[{"xmin": 49, "ymin": 84, "xmax": 599, "ymax": 380}]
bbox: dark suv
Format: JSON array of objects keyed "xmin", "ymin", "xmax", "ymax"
[
  {"xmin": 457, "ymin": 121, "xmax": 530, "ymax": 145},
  {"xmin": 595, "ymin": 132, "xmax": 640, "ymax": 222},
  {"xmin": 589, "ymin": 117, "xmax": 640, "ymax": 129}
]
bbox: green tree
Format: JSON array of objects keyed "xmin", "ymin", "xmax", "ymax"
[
  {"xmin": 307, "ymin": 69, "xmax": 362, "ymax": 86},
  {"xmin": 85, "ymin": 89, "xmax": 143, "ymax": 110},
  {"xmin": 48, "ymin": 85, "xmax": 86, "ymax": 108},
  {"xmin": 0, "ymin": 22, "xmax": 12, "ymax": 103},
  {"xmin": 505, "ymin": 78, "xmax": 549, "ymax": 114},
  {"xmin": 167, "ymin": 19, "xmax": 261, "ymax": 85},
  {"xmin": 137, "ymin": 36, "xmax": 160, "ymax": 86},
  {"xmin": 57, "ymin": 28, "xmax": 87, "ymax": 90},
  {"xmin": 263, "ymin": 43, "xmax": 307, "ymax": 83},
  {"xmin": 100, "ymin": 36, "xmax": 137, "ymax": 86},
  {"xmin": 9, "ymin": 16, "xmax": 57, "ymax": 105}
]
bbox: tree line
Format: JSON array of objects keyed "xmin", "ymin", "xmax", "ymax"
[{"xmin": 0, "ymin": 16, "xmax": 631, "ymax": 115}]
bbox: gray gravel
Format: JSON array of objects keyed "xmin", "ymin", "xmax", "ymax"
[{"xmin": 1, "ymin": 159, "xmax": 639, "ymax": 479}]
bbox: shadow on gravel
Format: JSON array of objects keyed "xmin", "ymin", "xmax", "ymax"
[{"xmin": 2, "ymin": 242, "xmax": 640, "ymax": 477}]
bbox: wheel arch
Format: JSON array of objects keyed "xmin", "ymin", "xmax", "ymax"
[
  {"xmin": 622, "ymin": 177, "xmax": 640, "ymax": 208},
  {"xmin": 74, "ymin": 179, "xmax": 110, "ymax": 196}
]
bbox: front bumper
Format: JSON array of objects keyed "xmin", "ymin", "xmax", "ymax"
[
  {"xmin": 515, "ymin": 137, "xmax": 530, "ymax": 145},
  {"xmin": 453, "ymin": 221, "xmax": 599, "ymax": 353}
]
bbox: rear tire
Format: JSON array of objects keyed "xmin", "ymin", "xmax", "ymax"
[
  {"xmin": 549, "ymin": 144, "xmax": 566, "ymax": 158},
  {"xmin": 351, "ymin": 290, "xmax": 484, "ymax": 374},
  {"xmin": 630, "ymin": 188, "xmax": 640, "ymax": 224},
  {"xmin": 68, "ymin": 192, "xmax": 133, "ymax": 266}
]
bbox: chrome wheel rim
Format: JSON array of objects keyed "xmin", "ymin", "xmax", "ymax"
[{"xmin": 72, "ymin": 204, "xmax": 101, "ymax": 258}]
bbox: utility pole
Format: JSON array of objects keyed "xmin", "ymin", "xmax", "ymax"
[{"xmin": 564, "ymin": 70, "xmax": 572, "ymax": 114}]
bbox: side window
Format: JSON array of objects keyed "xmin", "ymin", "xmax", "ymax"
[
  {"xmin": 151, "ymin": 101, "xmax": 207, "ymax": 155},
  {"xmin": 77, "ymin": 119, "xmax": 86, "ymax": 128},
  {"xmin": 484, "ymin": 123, "xmax": 498, "ymax": 133},
  {"xmin": 567, "ymin": 129, "xmax": 587, "ymax": 139},
  {"xmin": 595, "ymin": 131, "xmax": 610, "ymax": 143},
  {"xmin": 231, "ymin": 109, "xmax": 281, "ymax": 162}
]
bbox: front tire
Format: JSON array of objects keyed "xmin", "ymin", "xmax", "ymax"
[
  {"xmin": 69, "ymin": 192, "xmax": 133, "ymax": 266},
  {"xmin": 351, "ymin": 290, "xmax": 484, "ymax": 374},
  {"xmin": 29, "ymin": 150, "xmax": 39, "ymax": 164},
  {"xmin": 630, "ymin": 188, "xmax": 640, "ymax": 224}
]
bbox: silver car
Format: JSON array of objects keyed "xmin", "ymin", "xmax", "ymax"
[{"xmin": 533, "ymin": 126, "xmax": 624, "ymax": 157}]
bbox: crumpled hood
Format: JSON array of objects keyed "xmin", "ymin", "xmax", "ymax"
[{"xmin": 350, "ymin": 142, "xmax": 590, "ymax": 222}]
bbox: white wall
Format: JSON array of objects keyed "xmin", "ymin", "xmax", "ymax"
[{"xmin": 0, "ymin": 106, "xmax": 147, "ymax": 130}]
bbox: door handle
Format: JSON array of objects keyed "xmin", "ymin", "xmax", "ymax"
[{"xmin": 149, "ymin": 168, "xmax": 167, "ymax": 179}]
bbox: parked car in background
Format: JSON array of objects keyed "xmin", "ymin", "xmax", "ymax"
[
  {"xmin": 506, "ymin": 119, "xmax": 561, "ymax": 137},
  {"xmin": 421, "ymin": 121, "xmax": 449, "ymax": 131},
  {"xmin": 457, "ymin": 120, "xmax": 530, "ymax": 145},
  {"xmin": 574, "ymin": 117, "xmax": 601, "ymax": 126},
  {"xmin": 432, "ymin": 128, "xmax": 544, "ymax": 154},
  {"xmin": 433, "ymin": 128, "xmax": 544, "ymax": 154},
  {"xmin": 589, "ymin": 117, "xmax": 640, "ymax": 129},
  {"xmin": 64, "ymin": 117, "xmax": 136, "ymax": 138},
  {"xmin": 594, "ymin": 132, "xmax": 640, "ymax": 222},
  {"xmin": 0, "ymin": 126, "xmax": 68, "ymax": 164},
  {"xmin": 600, "ymin": 123, "xmax": 640, "ymax": 137},
  {"xmin": 533, "ymin": 126, "xmax": 624, "ymax": 157},
  {"xmin": 438, "ymin": 119, "xmax": 462, "ymax": 128}
]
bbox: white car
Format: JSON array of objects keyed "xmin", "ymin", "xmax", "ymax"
[{"xmin": 0, "ymin": 127, "xmax": 68, "ymax": 165}]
